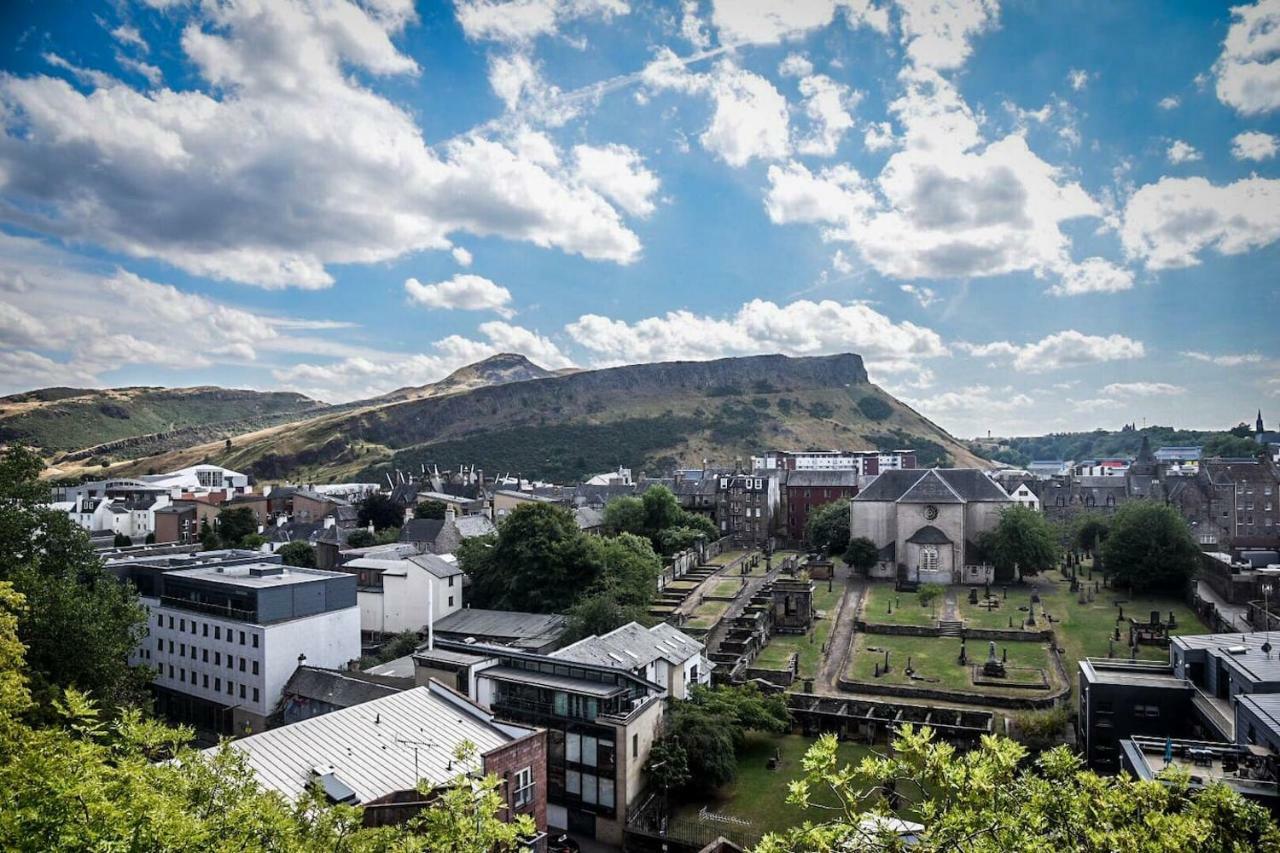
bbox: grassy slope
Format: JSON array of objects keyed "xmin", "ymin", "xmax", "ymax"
[
  {"xmin": 84, "ymin": 359, "xmax": 984, "ymax": 484},
  {"xmin": 3, "ymin": 386, "xmax": 320, "ymax": 458}
]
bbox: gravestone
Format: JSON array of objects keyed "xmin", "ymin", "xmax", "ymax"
[{"xmin": 983, "ymin": 640, "xmax": 1006, "ymax": 678}]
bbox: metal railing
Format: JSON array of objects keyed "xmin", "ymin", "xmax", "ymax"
[{"xmin": 160, "ymin": 596, "xmax": 255, "ymax": 621}]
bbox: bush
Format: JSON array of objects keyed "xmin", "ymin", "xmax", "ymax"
[
  {"xmin": 857, "ymin": 396, "xmax": 893, "ymax": 421},
  {"xmin": 1012, "ymin": 707, "xmax": 1070, "ymax": 751},
  {"xmin": 917, "ymin": 583, "xmax": 944, "ymax": 609},
  {"xmin": 277, "ymin": 541, "xmax": 316, "ymax": 568}
]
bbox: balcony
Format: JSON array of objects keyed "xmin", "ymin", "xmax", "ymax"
[{"xmin": 160, "ymin": 596, "xmax": 256, "ymax": 622}]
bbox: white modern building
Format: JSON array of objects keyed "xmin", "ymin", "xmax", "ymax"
[
  {"xmin": 551, "ymin": 622, "xmax": 711, "ymax": 700},
  {"xmin": 121, "ymin": 559, "xmax": 359, "ymax": 735},
  {"xmin": 343, "ymin": 552, "xmax": 464, "ymax": 639}
]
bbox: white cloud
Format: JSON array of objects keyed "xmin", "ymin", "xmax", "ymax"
[
  {"xmin": 709, "ymin": 0, "xmax": 889, "ymax": 46},
  {"xmin": 1213, "ymin": 0, "xmax": 1280, "ymax": 115},
  {"xmin": 111, "ymin": 25, "xmax": 149, "ymax": 52},
  {"xmin": 778, "ymin": 53, "xmax": 814, "ymax": 78},
  {"xmin": 1182, "ymin": 350, "xmax": 1265, "ymax": 367},
  {"xmin": 904, "ymin": 384, "xmax": 1034, "ymax": 416},
  {"xmin": 454, "ymin": 0, "xmax": 628, "ymax": 44},
  {"xmin": 1100, "ymin": 381, "xmax": 1185, "ymax": 397},
  {"xmin": 565, "ymin": 297, "xmax": 946, "ymax": 367},
  {"xmin": 1158, "ymin": 95, "xmax": 1180, "ymax": 110},
  {"xmin": 958, "ymin": 330, "xmax": 1145, "ymax": 372},
  {"xmin": 1068, "ymin": 69, "xmax": 1090, "ymax": 91},
  {"xmin": 1166, "ymin": 140, "xmax": 1202, "ymax": 163},
  {"xmin": 795, "ymin": 75, "xmax": 859, "ymax": 156},
  {"xmin": 451, "ymin": 246, "xmax": 474, "ymax": 266},
  {"xmin": 1048, "ymin": 257, "xmax": 1135, "ymax": 296},
  {"xmin": 643, "ymin": 53, "xmax": 791, "ymax": 166},
  {"xmin": 894, "ymin": 0, "xmax": 1000, "ymax": 71},
  {"xmin": 1232, "ymin": 130, "xmax": 1278, "ymax": 160},
  {"xmin": 117, "ymin": 55, "xmax": 163, "ymax": 86},
  {"xmin": 0, "ymin": 0, "xmax": 647, "ymax": 288},
  {"xmin": 572, "ymin": 144, "xmax": 660, "ymax": 217},
  {"xmin": 405, "ymin": 274, "xmax": 515, "ymax": 317},
  {"xmin": 486, "ymin": 51, "xmax": 581, "ymax": 125},
  {"xmin": 863, "ymin": 121, "xmax": 897, "ymax": 151},
  {"xmin": 1121, "ymin": 176, "xmax": 1280, "ymax": 269},
  {"xmin": 899, "ymin": 284, "xmax": 936, "ymax": 307},
  {"xmin": 680, "ymin": 0, "xmax": 712, "ymax": 49}
]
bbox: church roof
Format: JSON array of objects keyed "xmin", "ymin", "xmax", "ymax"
[
  {"xmin": 854, "ymin": 469, "xmax": 1012, "ymax": 504},
  {"xmin": 899, "ymin": 470, "xmax": 963, "ymax": 503},
  {"xmin": 906, "ymin": 525, "xmax": 952, "ymax": 545}
]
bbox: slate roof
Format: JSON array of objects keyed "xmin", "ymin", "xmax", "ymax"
[
  {"xmin": 282, "ymin": 666, "xmax": 403, "ymax": 709},
  {"xmin": 454, "ymin": 515, "xmax": 496, "ymax": 538},
  {"xmin": 785, "ymin": 470, "xmax": 859, "ymax": 488},
  {"xmin": 574, "ymin": 505, "xmax": 605, "ymax": 530},
  {"xmin": 346, "ymin": 553, "xmax": 461, "ymax": 579},
  {"xmin": 214, "ymin": 686, "xmax": 524, "ymax": 804},
  {"xmin": 552, "ymin": 621, "xmax": 704, "ymax": 671},
  {"xmin": 432, "ymin": 608, "xmax": 568, "ymax": 647},
  {"xmin": 398, "ymin": 518, "xmax": 445, "ymax": 544},
  {"xmin": 855, "ymin": 469, "xmax": 1012, "ymax": 504},
  {"xmin": 906, "ymin": 525, "xmax": 952, "ymax": 545}
]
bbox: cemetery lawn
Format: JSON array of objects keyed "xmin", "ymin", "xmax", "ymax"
[
  {"xmin": 1025, "ymin": 575, "xmax": 1204, "ymax": 682},
  {"xmin": 686, "ymin": 600, "xmax": 730, "ymax": 631},
  {"xmin": 959, "ymin": 589, "xmax": 1027, "ymax": 630},
  {"xmin": 665, "ymin": 579, "xmax": 701, "ymax": 592},
  {"xmin": 847, "ymin": 633, "xmax": 1059, "ymax": 694},
  {"xmin": 675, "ymin": 733, "xmax": 876, "ymax": 835},
  {"xmin": 752, "ymin": 584, "xmax": 845, "ymax": 677},
  {"xmin": 710, "ymin": 549, "xmax": 750, "ymax": 566},
  {"xmin": 707, "ymin": 579, "xmax": 746, "ymax": 599},
  {"xmin": 862, "ymin": 583, "xmax": 938, "ymax": 627}
]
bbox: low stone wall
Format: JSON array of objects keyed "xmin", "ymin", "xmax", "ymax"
[
  {"xmin": 745, "ymin": 657, "xmax": 796, "ymax": 687},
  {"xmin": 835, "ymin": 675, "xmax": 1068, "ymax": 710},
  {"xmin": 857, "ymin": 621, "xmax": 1053, "ymax": 642}
]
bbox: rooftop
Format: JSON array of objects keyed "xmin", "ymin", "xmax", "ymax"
[
  {"xmin": 214, "ymin": 684, "xmax": 529, "ymax": 804},
  {"xmin": 552, "ymin": 622, "xmax": 703, "ymax": 671},
  {"xmin": 478, "ymin": 665, "xmax": 626, "ymax": 698},
  {"xmin": 165, "ymin": 562, "xmax": 344, "ymax": 589},
  {"xmin": 432, "ymin": 608, "xmax": 567, "ymax": 646},
  {"xmin": 1122, "ymin": 736, "xmax": 1278, "ymax": 799},
  {"xmin": 854, "ymin": 468, "xmax": 1011, "ymax": 503},
  {"xmin": 1173, "ymin": 632, "xmax": 1280, "ymax": 684}
]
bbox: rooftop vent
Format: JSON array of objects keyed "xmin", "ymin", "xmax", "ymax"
[
  {"xmin": 249, "ymin": 566, "xmax": 285, "ymax": 578},
  {"xmin": 1226, "ymin": 645, "xmax": 1249, "ymax": 655}
]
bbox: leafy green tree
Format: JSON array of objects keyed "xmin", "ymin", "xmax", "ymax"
[
  {"xmin": 805, "ymin": 500, "xmax": 851, "ymax": 554},
  {"xmin": 1100, "ymin": 501, "xmax": 1200, "ymax": 593},
  {"xmin": 414, "ymin": 499, "xmax": 447, "ymax": 519},
  {"xmin": 346, "ymin": 528, "xmax": 376, "ymax": 548},
  {"xmin": 460, "ymin": 503, "xmax": 600, "ymax": 613},
  {"xmin": 644, "ymin": 733, "xmax": 691, "ymax": 792},
  {"xmin": 357, "ymin": 492, "xmax": 403, "ymax": 531},
  {"xmin": 844, "ymin": 536, "xmax": 879, "ymax": 573},
  {"xmin": 990, "ymin": 505, "xmax": 1058, "ymax": 580},
  {"xmin": 917, "ymin": 583, "xmax": 944, "ymax": 612},
  {"xmin": 215, "ymin": 506, "xmax": 258, "ymax": 548},
  {"xmin": 564, "ymin": 593, "xmax": 633, "ymax": 643},
  {"xmin": 603, "ymin": 486, "xmax": 716, "ymax": 554},
  {"xmin": 756, "ymin": 726, "xmax": 1280, "ymax": 853},
  {"xmin": 602, "ymin": 495, "xmax": 646, "ymax": 536},
  {"xmin": 0, "ymin": 447, "xmax": 149, "ymax": 717},
  {"xmin": 198, "ymin": 518, "xmax": 220, "ymax": 551},
  {"xmin": 1203, "ymin": 433, "xmax": 1261, "ymax": 458},
  {"xmin": 660, "ymin": 684, "xmax": 790, "ymax": 794},
  {"xmin": 112, "ymin": 533, "xmax": 133, "ymax": 548},
  {"xmin": 1229, "ymin": 422, "xmax": 1254, "ymax": 438},
  {"xmin": 240, "ymin": 533, "xmax": 267, "ymax": 549},
  {"xmin": 1073, "ymin": 512, "xmax": 1110, "ymax": 554},
  {"xmin": 1011, "ymin": 706, "xmax": 1070, "ymax": 752},
  {"xmin": 276, "ymin": 541, "xmax": 316, "ymax": 568}
]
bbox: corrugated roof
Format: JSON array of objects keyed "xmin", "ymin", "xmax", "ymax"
[
  {"xmin": 283, "ymin": 667, "xmax": 403, "ymax": 708},
  {"xmin": 214, "ymin": 686, "xmax": 518, "ymax": 803}
]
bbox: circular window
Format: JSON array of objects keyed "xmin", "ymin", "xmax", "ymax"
[{"xmin": 925, "ymin": 504, "xmax": 938, "ymax": 520}]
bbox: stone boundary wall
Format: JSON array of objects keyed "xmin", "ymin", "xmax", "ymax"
[
  {"xmin": 857, "ymin": 621, "xmax": 1052, "ymax": 642},
  {"xmin": 835, "ymin": 674, "xmax": 1069, "ymax": 710}
]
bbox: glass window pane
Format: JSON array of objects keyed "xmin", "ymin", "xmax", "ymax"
[
  {"xmin": 566, "ymin": 733, "xmax": 580, "ymax": 764},
  {"xmin": 599, "ymin": 778, "xmax": 614, "ymax": 809},
  {"xmin": 566, "ymin": 770, "xmax": 580, "ymax": 795},
  {"xmin": 582, "ymin": 774, "xmax": 597, "ymax": 805},
  {"xmin": 582, "ymin": 736, "xmax": 597, "ymax": 767}
]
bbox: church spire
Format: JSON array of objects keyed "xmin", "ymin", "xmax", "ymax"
[{"xmin": 1259, "ymin": 409, "xmax": 1266, "ymax": 435}]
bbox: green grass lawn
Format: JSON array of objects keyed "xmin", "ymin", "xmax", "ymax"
[
  {"xmin": 862, "ymin": 583, "xmax": 939, "ymax": 627},
  {"xmin": 674, "ymin": 733, "xmax": 878, "ymax": 837},
  {"xmin": 710, "ymin": 549, "xmax": 751, "ymax": 566},
  {"xmin": 958, "ymin": 588, "xmax": 1026, "ymax": 629},
  {"xmin": 665, "ymin": 579, "xmax": 702, "ymax": 592},
  {"xmin": 686, "ymin": 599, "xmax": 730, "ymax": 631},
  {"xmin": 1026, "ymin": 574, "xmax": 1203, "ymax": 685},
  {"xmin": 753, "ymin": 584, "xmax": 846, "ymax": 677},
  {"xmin": 707, "ymin": 579, "xmax": 747, "ymax": 599},
  {"xmin": 847, "ymin": 633, "xmax": 1059, "ymax": 695}
]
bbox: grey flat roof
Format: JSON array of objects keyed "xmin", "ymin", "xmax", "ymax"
[
  {"xmin": 165, "ymin": 563, "xmax": 344, "ymax": 588},
  {"xmin": 1173, "ymin": 632, "xmax": 1280, "ymax": 683},
  {"xmin": 478, "ymin": 665, "xmax": 626, "ymax": 698},
  {"xmin": 1079, "ymin": 659, "xmax": 1189, "ymax": 689},
  {"xmin": 433, "ymin": 608, "xmax": 567, "ymax": 642},
  {"xmin": 1238, "ymin": 694, "xmax": 1280, "ymax": 736}
]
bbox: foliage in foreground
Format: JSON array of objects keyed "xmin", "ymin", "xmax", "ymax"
[
  {"xmin": 0, "ymin": 582, "xmax": 532, "ymax": 852},
  {"xmin": 755, "ymin": 727, "xmax": 1280, "ymax": 853}
]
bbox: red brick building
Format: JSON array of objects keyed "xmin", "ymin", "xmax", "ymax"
[{"xmin": 784, "ymin": 470, "xmax": 859, "ymax": 543}]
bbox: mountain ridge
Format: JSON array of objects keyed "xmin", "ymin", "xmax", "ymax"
[{"xmin": 39, "ymin": 352, "xmax": 984, "ymax": 482}]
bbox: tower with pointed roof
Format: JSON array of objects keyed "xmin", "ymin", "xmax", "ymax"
[{"xmin": 1259, "ymin": 410, "xmax": 1266, "ymax": 436}]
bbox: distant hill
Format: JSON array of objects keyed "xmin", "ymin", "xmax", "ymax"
[
  {"xmin": 976, "ymin": 424, "xmax": 1248, "ymax": 468},
  {"xmin": 81, "ymin": 352, "xmax": 985, "ymax": 484},
  {"xmin": 0, "ymin": 386, "xmax": 324, "ymax": 461}
]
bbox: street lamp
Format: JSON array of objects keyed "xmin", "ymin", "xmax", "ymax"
[{"xmin": 1262, "ymin": 581, "xmax": 1274, "ymax": 657}]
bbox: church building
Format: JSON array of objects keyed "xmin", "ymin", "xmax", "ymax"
[{"xmin": 850, "ymin": 469, "xmax": 1014, "ymax": 585}]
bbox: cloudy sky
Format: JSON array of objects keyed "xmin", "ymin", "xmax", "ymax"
[{"xmin": 0, "ymin": 0, "xmax": 1276, "ymax": 438}]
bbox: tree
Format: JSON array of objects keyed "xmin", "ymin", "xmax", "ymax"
[
  {"xmin": 346, "ymin": 529, "xmax": 376, "ymax": 548},
  {"xmin": 1073, "ymin": 512, "xmax": 1110, "ymax": 555},
  {"xmin": 224, "ymin": 437, "xmax": 233, "ymax": 451},
  {"xmin": 357, "ymin": 492, "xmax": 403, "ymax": 531},
  {"xmin": 0, "ymin": 583, "xmax": 533, "ymax": 852},
  {"xmin": 659, "ymin": 684, "xmax": 790, "ymax": 794},
  {"xmin": 215, "ymin": 506, "xmax": 258, "ymax": 548},
  {"xmin": 1229, "ymin": 422, "xmax": 1254, "ymax": 438},
  {"xmin": 277, "ymin": 541, "xmax": 317, "ymax": 568},
  {"xmin": 1203, "ymin": 433, "xmax": 1261, "ymax": 458},
  {"xmin": 603, "ymin": 486, "xmax": 715, "ymax": 555},
  {"xmin": 0, "ymin": 447, "xmax": 149, "ymax": 717},
  {"xmin": 1101, "ymin": 501, "xmax": 1200, "ymax": 593},
  {"xmin": 112, "ymin": 533, "xmax": 132, "ymax": 548},
  {"xmin": 917, "ymin": 583, "xmax": 943, "ymax": 612},
  {"xmin": 414, "ymin": 499, "xmax": 447, "ymax": 519},
  {"xmin": 198, "ymin": 518, "xmax": 220, "ymax": 551},
  {"xmin": 240, "ymin": 533, "xmax": 266, "ymax": 550},
  {"xmin": 806, "ymin": 500, "xmax": 851, "ymax": 554},
  {"xmin": 644, "ymin": 733, "xmax": 691, "ymax": 792},
  {"xmin": 756, "ymin": 726, "xmax": 1280, "ymax": 853},
  {"xmin": 844, "ymin": 536, "xmax": 879, "ymax": 574},
  {"xmin": 989, "ymin": 505, "xmax": 1058, "ymax": 580}
]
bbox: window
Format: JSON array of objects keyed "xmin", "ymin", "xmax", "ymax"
[
  {"xmin": 252, "ymin": 634, "xmax": 259, "ymax": 649},
  {"xmin": 180, "ymin": 619, "xmax": 185, "ymax": 632},
  {"xmin": 252, "ymin": 688, "xmax": 259, "ymax": 703},
  {"xmin": 215, "ymin": 678, "xmax": 221, "ymax": 692},
  {"xmin": 191, "ymin": 621, "xmax": 196, "ymax": 635},
  {"xmin": 227, "ymin": 655, "xmax": 233, "ymax": 670},
  {"xmin": 581, "ymin": 773, "xmax": 598, "ymax": 805},
  {"xmin": 179, "ymin": 668, "xmax": 185, "ymax": 682},
  {"xmin": 215, "ymin": 651, "xmax": 221, "ymax": 666},
  {"xmin": 252, "ymin": 661, "xmax": 259, "ymax": 676},
  {"xmin": 449, "ymin": 576, "xmax": 455, "ymax": 588},
  {"xmin": 214, "ymin": 626, "xmax": 221, "ymax": 640},
  {"xmin": 203, "ymin": 674, "xmax": 209, "ymax": 688},
  {"xmin": 239, "ymin": 658, "xmax": 246, "ymax": 672},
  {"xmin": 513, "ymin": 766, "xmax": 534, "ymax": 808},
  {"xmin": 227, "ymin": 680, "xmax": 234, "ymax": 696},
  {"xmin": 168, "ymin": 616, "xmax": 174, "ymax": 629},
  {"xmin": 203, "ymin": 649, "xmax": 208, "ymax": 663},
  {"xmin": 632, "ymin": 734, "xmax": 638, "ymax": 758},
  {"xmin": 598, "ymin": 777, "xmax": 615, "ymax": 809},
  {"xmin": 168, "ymin": 640, "xmax": 174, "ymax": 653},
  {"xmin": 239, "ymin": 631, "xmax": 246, "ymax": 646},
  {"xmin": 156, "ymin": 638, "xmax": 163, "ymax": 651},
  {"xmin": 156, "ymin": 614, "xmax": 162, "ymax": 627},
  {"xmin": 567, "ymin": 733, "xmax": 581, "ymax": 764},
  {"xmin": 168, "ymin": 664, "xmax": 173, "ymax": 678},
  {"xmin": 448, "ymin": 596, "xmax": 454, "ymax": 607},
  {"xmin": 203, "ymin": 623, "xmax": 209, "ymax": 637},
  {"xmin": 582, "ymin": 735, "xmax": 598, "ymax": 767},
  {"xmin": 239, "ymin": 684, "xmax": 246, "ymax": 699},
  {"xmin": 566, "ymin": 770, "xmax": 581, "ymax": 796},
  {"xmin": 179, "ymin": 643, "xmax": 186, "ymax": 657}
]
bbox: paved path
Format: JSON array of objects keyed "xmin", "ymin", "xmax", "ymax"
[
  {"xmin": 814, "ymin": 563, "xmax": 864, "ymax": 695},
  {"xmin": 703, "ymin": 553, "xmax": 777, "ymax": 653},
  {"xmin": 941, "ymin": 587, "xmax": 960, "ymax": 622}
]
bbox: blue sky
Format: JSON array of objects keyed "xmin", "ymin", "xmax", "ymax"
[{"xmin": 0, "ymin": 0, "xmax": 1276, "ymax": 438}]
